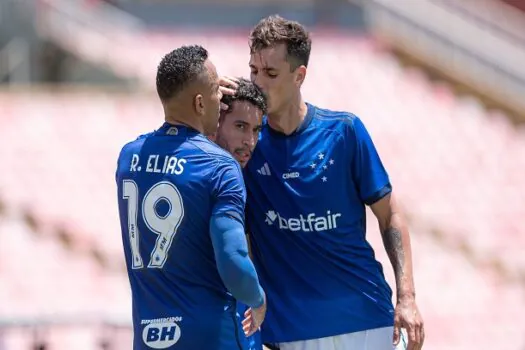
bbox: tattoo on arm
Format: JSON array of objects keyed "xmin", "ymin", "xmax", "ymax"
[{"xmin": 382, "ymin": 226, "xmax": 405, "ymax": 279}]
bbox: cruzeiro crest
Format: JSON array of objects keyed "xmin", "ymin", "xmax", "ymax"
[{"xmin": 308, "ymin": 152, "xmax": 335, "ymax": 183}]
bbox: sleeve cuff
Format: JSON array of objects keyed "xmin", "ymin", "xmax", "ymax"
[{"xmin": 364, "ymin": 183, "xmax": 392, "ymax": 205}]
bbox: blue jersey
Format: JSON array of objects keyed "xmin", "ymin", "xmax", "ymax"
[
  {"xmin": 244, "ymin": 104, "xmax": 394, "ymax": 343},
  {"xmin": 116, "ymin": 123, "xmax": 249, "ymax": 350}
]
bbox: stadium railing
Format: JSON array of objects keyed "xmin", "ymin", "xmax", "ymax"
[
  {"xmin": 359, "ymin": 0, "xmax": 525, "ymax": 121},
  {"xmin": 34, "ymin": 0, "xmax": 145, "ymax": 81}
]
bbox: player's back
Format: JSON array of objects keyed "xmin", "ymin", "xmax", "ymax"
[{"xmin": 116, "ymin": 123, "xmax": 246, "ymax": 350}]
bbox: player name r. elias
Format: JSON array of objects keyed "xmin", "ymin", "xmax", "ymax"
[{"xmin": 129, "ymin": 154, "xmax": 186, "ymax": 175}]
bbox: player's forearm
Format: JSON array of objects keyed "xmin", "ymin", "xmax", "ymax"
[
  {"xmin": 217, "ymin": 249, "xmax": 265, "ymax": 308},
  {"xmin": 381, "ymin": 211, "xmax": 416, "ymax": 300},
  {"xmin": 210, "ymin": 215, "xmax": 265, "ymax": 308},
  {"xmin": 373, "ymin": 193, "xmax": 416, "ymax": 301}
]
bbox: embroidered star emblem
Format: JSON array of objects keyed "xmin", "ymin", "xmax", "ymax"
[
  {"xmin": 318, "ymin": 153, "xmax": 324, "ymax": 160},
  {"xmin": 322, "ymin": 176, "xmax": 327, "ymax": 182},
  {"xmin": 310, "ymin": 162, "xmax": 317, "ymax": 169},
  {"xmin": 329, "ymin": 159, "xmax": 335, "ymax": 165}
]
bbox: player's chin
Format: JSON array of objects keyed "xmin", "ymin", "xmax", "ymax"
[
  {"xmin": 236, "ymin": 158, "xmax": 247, "ymax": 168},
  {"xmin": 234, "ymin": 151, "xmax": 251, "ymax": 168}
]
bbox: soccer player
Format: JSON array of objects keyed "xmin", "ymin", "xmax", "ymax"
[
  {"xmin": 221, "ymin": 16, "xmax": 425, "ymax": 350},
  {"xmin": 116, "ymin": 45, "xmax": 266, "ymax": 350},
  {"xmin": 211, "ymin": 77, "xmax": 267, "ymax": 350}
]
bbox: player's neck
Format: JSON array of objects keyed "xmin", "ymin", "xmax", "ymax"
[
  {"xmin": 166, "ymin": 117, "xmax": 203, "ymax": 134},
  {"xmin": 267, "ymin": 96, "xmax": 308, "ymax": 136},
  {"xmin": 163, "ymin": 104, "xmax": 204, "ymax": 134}
]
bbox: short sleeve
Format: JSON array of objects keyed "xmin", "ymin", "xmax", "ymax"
[
  {"xmin": 210, "ymin": 158, "xmax": 247, "ymax": 224},
  {"xmin": 347, "ymin": 116, "xmax": 392, "ymax": 205}
]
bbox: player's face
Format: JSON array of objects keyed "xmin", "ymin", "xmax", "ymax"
[
  {"xmin": 202, "ymin": 59, "xmax": 222, "ymax": 135},
  {"xmin": 249, "ymin": 43, "xmax": 303, "ymax": 115},
  {"xmin": 215, "ymin": 101, "xmax": 263, "ymax": 168}
]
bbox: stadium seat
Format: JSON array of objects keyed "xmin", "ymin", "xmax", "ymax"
[{"xmin": 1, "ymin": 33, "xmax": 524, "ymax": 349}]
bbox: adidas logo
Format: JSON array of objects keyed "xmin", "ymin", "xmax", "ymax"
[{"xmin": 257, "ymin": 162, "xmax": 271, "ymax": 176}]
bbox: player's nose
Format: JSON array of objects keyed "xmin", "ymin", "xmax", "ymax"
[
  {"xmin": 252, "ymin": 76, "xmax": 265, "ymax": 92},
  {"xmin": 244, "ymin": 135, "xmax": 256, "ymax": 150}
]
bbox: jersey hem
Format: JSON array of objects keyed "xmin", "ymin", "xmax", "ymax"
[{"xmin": 264, "ymin": 319, "xmax": 395, "ymax": 344}]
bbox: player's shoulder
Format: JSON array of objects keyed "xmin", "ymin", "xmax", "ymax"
[
  {"xmin": 310, "ymin": 104, "xmax": 361, "ymax": 128},
  {"xmin": 118, "ymin": 131, "xmax": 154, "ymax": 158},
  {"xmin": 188, "ymin": 136, "xmax": 243, "ymax": 185},
  {"xmin": 191, "ymin": 138, "xmax": 244, "ymax": 193},
  {"xmin": 189, "ymin": 136, "xmax": 239, "ymax": 166},
  {"xmin": 308, "ymin": 103, "xmax": 366, "ymax": 138}
]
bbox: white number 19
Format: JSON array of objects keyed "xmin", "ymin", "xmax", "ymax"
[{"xmin": 122, "ymin": 180, "xmax": 184, "ymax": 269}]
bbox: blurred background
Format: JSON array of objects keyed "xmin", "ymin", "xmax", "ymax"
[{"xmin": 1, "ymin": 0, "xmax": 525, "ymax": 349}]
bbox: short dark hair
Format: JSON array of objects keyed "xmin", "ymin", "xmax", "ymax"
[
  {"xmin": 156, "ymin": 45, "xmax": 209, "ymax": 102},
  {"xmin": 221, "ymin": 78, "xmax": 267, "ymax": 115},
  {"xmin": 249, "ymin": 15, "xmax": 312, "ymax": 71}
]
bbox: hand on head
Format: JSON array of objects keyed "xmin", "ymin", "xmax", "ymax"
[{"xmin": 219, "ymin": 76, "xmax": 240, "ymax": 110}]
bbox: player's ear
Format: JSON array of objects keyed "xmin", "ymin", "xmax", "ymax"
[
  {"xmin": 294, "ymin": 65, "xmax": 307, "ymax": 87},
  {"xmin": 194, "ymin": 94, "xmax": 205, "ymax": 116}
]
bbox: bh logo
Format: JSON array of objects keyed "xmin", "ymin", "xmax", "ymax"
[{"xmin": 142, "ymin": 321, "xmax": 181, "ymax": 349}]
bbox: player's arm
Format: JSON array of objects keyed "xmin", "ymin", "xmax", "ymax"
[
  {"xmin": 209, "ymin": 159, "xmax": 265, "ymax": 308},
  {"xmin": 348, "ymin": 115, "xmax": 415, "ymax": 297},
  {"xmin": 245, "ymin": 208, "xmax": 254, "ymax": 259},
  {"xmin": 370, "ymin": 193, "xmax": 415, "ymax": 303},
  {"xmin": 371, "ymin": 193, "xmax": 424, "ymax": 349},
  {"xmin": 349, "ymin": 115, "xmax": 424, "ymax": 349},
  {"xmin": 246, "ymin": 233, "xmax": 253, "ymax": 259},
  {"xmin": 210, "ymin": 214, "xmax": 264, "ymax": 308}
]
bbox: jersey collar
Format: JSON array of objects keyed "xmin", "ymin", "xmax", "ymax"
[
  {"xmin": 266, "ymin": 103, "xmax": 315, "ymax": 138},
  {"xmin": 156, "ymin": 122, "xmax": 201, "ymax": 137}
]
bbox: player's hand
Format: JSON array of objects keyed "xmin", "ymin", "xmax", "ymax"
[
  {"xmin": 242, "ymin": 293, "xmax": 266, "ymax": 337},
  {"xmin": 219, "ymin": 76, "xmax": 239, "ymax": 110},
  {"xmin": 393, "ymin": 296, "xmax": 424, "ymax": 350}
]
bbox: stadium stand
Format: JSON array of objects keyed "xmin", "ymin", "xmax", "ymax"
[
  {"xmin": 0, "ymin": 210, "xmax": 132, "ymax": 349},
  {"xmin": 1, "ymin": 32, "xmax": 524, "ymax": 348},
  {"xmin": 359, "ymin": 0, "xmax": 525, "ymax": 122}
]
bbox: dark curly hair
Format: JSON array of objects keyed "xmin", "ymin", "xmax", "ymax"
[
  {"xmin": 221, "ymin": 78, "xmax": 267, "ymax": 115},
  {"xmin": 249, "ymin": 15, "xmax": 312, "ymax": 71},
  {"xmin": 156, "ymin": 45, "xmax": 209, "ymax": 102}
]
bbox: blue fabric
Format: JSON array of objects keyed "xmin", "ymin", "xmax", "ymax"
[
  {"xmin": 244, "ymin": 104, "xmax": 394, "ymax": 343},
  {"xmin": 210, "ymin": 215, "xmax": 265, "ymax": 308},
  {"xmin": 116, "ymin": 123, "xmax": 255, "ymax": 349}
]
